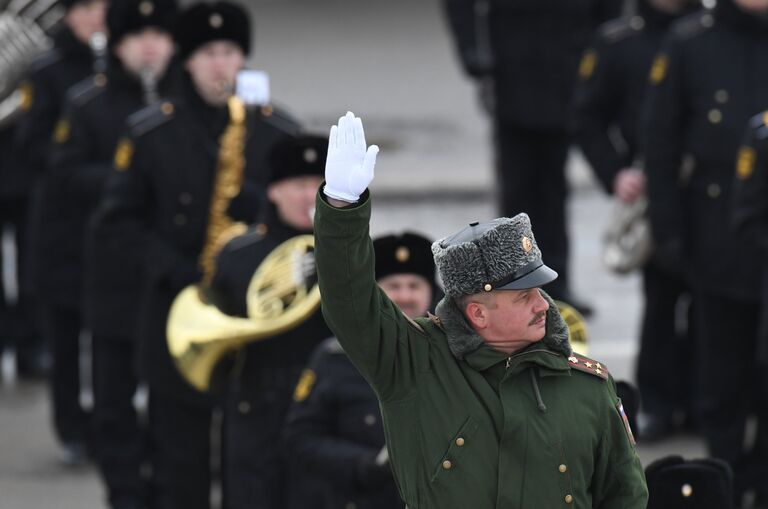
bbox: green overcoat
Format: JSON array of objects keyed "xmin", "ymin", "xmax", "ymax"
[{"xmin": 314, "ymin": 190, "xmax": 648, "ymax": 509}]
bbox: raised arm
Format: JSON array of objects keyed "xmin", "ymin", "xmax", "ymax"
[{"xmin": 314, "ymin": 112, "xmax": 426, "ymax": 402}]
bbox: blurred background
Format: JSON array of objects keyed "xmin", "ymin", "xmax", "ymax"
[{"xmin": 0, "ymin": 0, "xmax": 711, "ymax": 507}]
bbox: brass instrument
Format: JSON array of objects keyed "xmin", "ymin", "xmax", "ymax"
[
  {"xmin": 167, "ymin": 235, "xmax": 320, "ymax": 391},
  {"xmin": 556, "ymin": 300, "xmax": 588, "ymax": 355},
  {"xmin": 199, "ymin": 95, "xmax": 249, "ymax": 288},
  {"xmin": 166, "ymin": 95, "xmax": 321, "ymax": 391},
  {"xmin": 602, "ymin": 196, "xmax": 652, "ymax": 275},
  {"xmin": 139, "ymin": 66, "xmax": 159, "ymax": 105}
]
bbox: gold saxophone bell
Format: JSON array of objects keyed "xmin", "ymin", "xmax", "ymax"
[
  {"xmin": 167, "ymin": 235, "xmax": 321, "ymax": 392},
  {"xmin": 555, "ymin": 300, "xmax": 589, "ymax": 356}
]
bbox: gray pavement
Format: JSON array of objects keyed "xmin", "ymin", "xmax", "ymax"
[{"xmin": 0, "ymin": 0, "xmax": 705, "ymax": 507}]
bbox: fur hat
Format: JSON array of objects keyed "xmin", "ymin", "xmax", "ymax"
[
  {"xmin": 432, "ymin": 214, "xmax": 558, "ymax": 298},
  {"xmin": 373, "ymin": 232, "xmax": 435, "ymax": 285},
  {"xmin": 645, "ymin": 456, "xmax": 733, "ymax": 509},
  {"xmin": 176, "ymin": 1, "xmax": 250, "ymax": 59},
  {"xmin": 267, "ymin": 135, "xmax": 327, "ymax": 185},
  {"xmin": 107, "ymin": 0, "xmax": 178, "ymax": 48}
]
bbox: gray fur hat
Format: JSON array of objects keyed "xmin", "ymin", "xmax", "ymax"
[{"xmin": 432, "ymin": 214, "xmax": 558, "ymax": 298}]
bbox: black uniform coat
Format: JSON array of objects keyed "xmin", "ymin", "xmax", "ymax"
[
  {"xmin": 283, "ymin": 337, "xmax": 402, "ymax": 509},
  {"xmin": 572, "ymin": 0, "xmax": 685, "ymax": 193},
  {"xmin": 207, "ymin": 211, "xmax": 331, "ymax": 508},
  {"xmin": 733, "ymin": 113, "xmax": 768, "ymax": 358},
  {"xmin": 14, "ymin": 27, "xmax": 94, "ymax": 303},
  {"xmin": 443, "ymin": 0, "xmax": 620, "ymax": 128},
  {"xmin": 643, "ymin": 3, "xmax": 768, "ymax": 300},
  {"xmin": 46, "ymin": 61, "xmax": 181, "ymax": 327},
  {"xmin": 93, "ymin": 77, "xmax": 299, "ymax": 403}
]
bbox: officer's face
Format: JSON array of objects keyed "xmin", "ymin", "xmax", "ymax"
[
  {"xmin": 378, "ymin": 274, "xmax": 432, "ymax": 319},
  {"xmin": 185, "ymin": 41, "xmax": 245, "ymax": 106},
  {"xmin": 267, "ymin": 175, "xmax": 324, "ymax": 231},
  {"xmin": 734, "ymin": 0, "xmax": 768, "ymax": 13},
  {"xmin": 65, "ymin": 0, "xmax": 108, "ymax": 46},
  {"xmin": 114, "ymin": 28, "xmax": 175, "ymax": 81},
  {"xmin": 465, "ymin": 288, "xmax": 549, "ymax": 354}
]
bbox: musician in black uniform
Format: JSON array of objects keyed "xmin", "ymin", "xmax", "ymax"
[
  {"xmin": 202, "ymin": 135, "xmax": 331, "ymax": 509},
  {"xmin": 282, "ymin": 232, "xmax": 436, "ymax": 509},
  {"xmin": 643, "ymin": 1, "xmax": 768, "ymax": 503},
  {"xmin": 571, "ymin": 0, "xmax": 698, "ymax": 441},
  {"xmin": 93, "ymin": 2, "xmax": 299, "ymax": 507},
  {"xmin": 49, "ymin": 0, "xmax": 179, "ymax": 505},
  {"xmin": 14, "ymin": 0, "xmax": 107, "ymax": 465},
  {"xmin": 441, "ymin": 0, "xmax": 621, "ymax": 315}
]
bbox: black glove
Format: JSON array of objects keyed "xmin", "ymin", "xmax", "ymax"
[{"xmin": 355, "ymin": 451, "xmax": 393, "ymax": 489}]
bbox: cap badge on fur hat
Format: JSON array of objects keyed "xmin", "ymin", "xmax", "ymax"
[
  {"xmin": 209, "ymin": 13, "xmax": 223, "ymax": 28},
  {"xmin": 395, "ymin": 246, "xmax": 410, "ymax": 263},
  {"xmin": 139, "ymin": 1, "xmax": 154, "ymax": 16},
  {"xmin": 522, "ymin": 236, "xmax": 532, "ymax": 253},
  {"xmin": 303, "ymin": 148, "xmax": 318, "ymax": 163}
]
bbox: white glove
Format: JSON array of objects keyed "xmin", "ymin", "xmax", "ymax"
[{"xmin": 324, "ymin": 111, "xmax": 379, "ymax": 202}]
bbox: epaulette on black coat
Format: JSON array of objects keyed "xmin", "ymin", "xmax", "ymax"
[
  {"xmin": 28, "ymin": 47, "xmax": 63, "ymax": 74},
  {"xmin": 126, "ymin": 100, "xmax": 175, "ymax": 138},
  {"xmin": 67, "ymin": 74, "xmax": 107, "ymax": 106},
  {"xmin": 598, "ymin": 16, "xmax": 642, "ymax": 45},
  {"xmin": 320, "ymin": 337, "xmax": 345, "ymax": 355},
  {"xmin": 671, "ymin": 9, "xmax": 714, "ymax": 40},
  {"xmin": 258, "ymin": 105, "xmax": 301, "ymax": 136}
]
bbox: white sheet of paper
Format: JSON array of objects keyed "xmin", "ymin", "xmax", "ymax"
[{"xmin": 236, "ymin": 70, "xmax": 270, "ymax": 106}]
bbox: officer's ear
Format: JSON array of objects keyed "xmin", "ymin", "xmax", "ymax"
[{"xmin": 464, "ymin": 299, "xmax": 490, "ymax": 330}]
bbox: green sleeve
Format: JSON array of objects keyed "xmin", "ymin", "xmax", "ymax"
[
  {"xmin": 313, "ymin": 188, "xmax": 424, "ymax": 402},
  {"xmin": 592, "ymin": 377, "xmax": 649, "ymax": 508}
]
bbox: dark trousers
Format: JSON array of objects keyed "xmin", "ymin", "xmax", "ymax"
[
  {"xmin": 0, "ymin": 198, "xmax": 41, "ymax": 362},
  {"xmin": 93, "ymin": 334, "xmax": 146, "ymax": 507},
  {"xmin": 148, "ymin": 392, "xmax": 213, "ymax": 509},
  {"xmin": 694, "ymin": 291, "xmax": 768, "ymax": 501},
  {"xmin": 495, "ymin": 125, "xmax": 570, "ymax": 296},
  {"xmin": 636, "ymin": 264, "xmax": 695, "ymax": 420},
  {"xmin": 39, "ymin": 303, "xmax": 90, "ymax": 444}
]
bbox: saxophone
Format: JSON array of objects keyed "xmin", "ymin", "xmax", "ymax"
[{"xmin": 198, "ymin": 95, "xmax": 249, "ymax": 288}]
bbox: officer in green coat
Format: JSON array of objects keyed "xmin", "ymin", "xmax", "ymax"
[{"xmin": 314, "ymin": 112, "xmax": 648, "ymax": 509}]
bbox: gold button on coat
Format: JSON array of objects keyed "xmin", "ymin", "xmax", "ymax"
[
  {"xmin": 559, "ymin": 464, "xmax": 567, "ymax": 473},
  {"xmin": 708, "ymin": 109, "xmax": 722, "ymax": 124},
  {"xmin": 565, "ymin": 494, "xmax": 573, "ymax": 504},
  {"xmin": 442, "ymin": 460, "xmax": 452, "ymax": 470},
  {"xmin": 455, "ymin": 437, "xmax": 465, "ymax": 446}
]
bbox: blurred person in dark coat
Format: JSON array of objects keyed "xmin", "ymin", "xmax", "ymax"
[
  {"xmin": 571, "ymin": 0, "xmax": 699, "ymax": 441},
  {"xmin": 92, "ymin": 2, "xmax": 298, "ymax": 506},
  {"xmin": 13, "ymin": 0, "xmax": 107, "ymax": 466},
  {"xmin": 442, "ymin": 0, "xmax": 622, "ymax": 316},
  {"xmin": 203, "ymin": 135, "xmax": 331, "ymax": 509},
  {"xmin": 49, "ymin": 0, "xmax": 180, "ymax": 504},
  {"xmin": 643, "ymin": 0, "xmax": 768, "ymax": 503},
  {"xmin": 282, "ymin": 232, "xmax": 437, "ymax": 509}
]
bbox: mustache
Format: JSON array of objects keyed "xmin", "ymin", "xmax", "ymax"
[{"xmin": 528, "ymin": 310, "xmax": 547, "ymax": 326}]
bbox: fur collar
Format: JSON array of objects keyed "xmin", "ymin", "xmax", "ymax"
[{"xmin": 435, "ymin": 290, "xmax": 572, "ymax": 359}]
